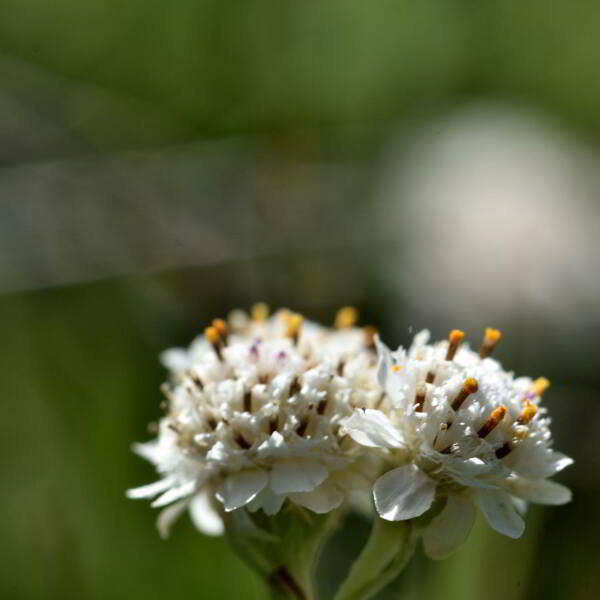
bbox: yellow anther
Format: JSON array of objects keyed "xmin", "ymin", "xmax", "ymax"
[
  {"xmin": 484, "ymin": 328, "xmax": 503, "ymax": 343},
  {"xmin": 334, "ymin": 306, "xmax": 359, "ymax": 329},
  {"xmin": 463, "ymin": 377, "xmax": 479, "ymax": 394},
  {"xmin": 286, "ymin": 313, "xmax": 304, "ymax": 342},
  {"xmin": 212, "ymin": 318, "xmax": 228, "ymax": 338},
  {"xmin": 251, "ymin": 302, "xmax": 269, "ymax": 322},
  {"xmin": 449, "ymin": 329, "xmax": 466, "ymax": 344},
  {"xmin": 479, "ymin": 328, "xmax": 503, "ymax": 358},
  {"xmin": 518, "ymin": 401, "xmax": 538, "ymax": 425},
  {"xmin": 204, "ymin": 326, "xmax": 220, "ymax": 344},
  {"xmin": 531, "ymin": 377, "xmax": 550, "ymax": 397},
  {"xmin": 391, "ymin": 365, "xmax": 404, "ymax": 372},
  {"xmin": 205, "ymin": 325, "xmax": 223, "ymax": 360}
]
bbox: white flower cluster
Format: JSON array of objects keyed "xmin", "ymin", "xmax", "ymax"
[
  {"xmin": 343, "ymin": 328, "xmax": 572, "ymax": 556},
  {"xmin": 128, "ymin": 306, "xmax": 381, "ymax": 537},
  {"xmin": 129, "ymin": 308, "xmax": 572, "ymax": 556}
]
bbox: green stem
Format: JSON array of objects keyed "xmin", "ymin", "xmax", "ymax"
[
  {"xmin": 224, "ymin": 506, "xmax": 342, "ymax": 600},
  {"xmin": 267, "ymin": 565, "xmax": 312, "ymax": 600},
  {"xmin": 333, "ymin": 518, "xmax": 416, "ymax": 600}
]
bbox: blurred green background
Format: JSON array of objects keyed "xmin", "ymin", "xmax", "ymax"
[{"xmin": 0, "ymin": 2, "xmax": 598, "ymax": 599}]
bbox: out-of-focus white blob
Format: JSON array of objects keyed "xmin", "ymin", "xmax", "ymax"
[{"xmin": 374, "ymin": 106, "xmax": 600, "ymax": 331}]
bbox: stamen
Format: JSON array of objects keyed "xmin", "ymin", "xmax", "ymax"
[
  {"xmin": 495, "ymin": 442, "xmax": 512, "ymax": 459},
  {"xmin": 234, "ymin": 433, "xmax": 251, "ymax": 449},
  {"xmin": 477, "ymin": 405, "xmax": 507, "ymax": 438},
  {"xmin": 296, "ymin": 417, "xmax": 309, "ymax": 437},
  {"xmin": 334, "ymin": 306, "xmax": 359, "ymax": 329},
  {"xmin": 207, "ymin": 416, "xmax": 217, "ymax": 430},
  {"xmin": 451, "ymin": 377, "xmax": 479, "ymax": 411},
  {"xmin": 391, "ymin": 365, "xmax": 404, "ymax": 372},
  {"xmin": 289, "ymin": 377, "xmax": 301, "ymax": 397},
  {"xmin": 446, "ymin": 329, "xmax": 465, "ymax": 361},
  {"xmin": 190, "ymin": 372, "xmax": 204, "ymax": 390},
  {"xmin": 479, "ymin": 328, "xmax": 503, "ymax": 358},
  {"xmin": 439, "ymin": 443, "xmax": 453, "ymax": 455},
  {"xmin": 364, "ymin": 326, "xmax": 378, "ymax": 350},
  {"xmin": 425, "ymin": 371, "xmax": 436, "ymax": 384},
  {"xmin": 204, "ymin": 326, "xmax": 223, "ymax": 360},
  {"xmin": 517, "ymin": 401, "xmax": 538, "ymax": 425},
  {"xmin": 414, "ymin": 382, "xmax": 427, "ymax": 412},
  {"xmin": 212, "ymin": 318, "xmax": 228, "ymax": 342},
  {"xmin": 531, "ymin": 377, "xmax": 550, "ymax": 397},
  {"xmin": 243, "ymin": 390, "xmax": 252, "ymax": 413},
  {"xmin": 317, "ymin": 398, "xmax": 328, "ymax": 415},
  {"xmin": 251, "ymin": 302, "xmax": 269, "ymax": 322},
  {"xmin": 286, "ymin": 313, "xmax": 304, "ymax": 345},
  {"xmin": 374, "ymin": 392, "xmax": 385, "ymax": 409}
]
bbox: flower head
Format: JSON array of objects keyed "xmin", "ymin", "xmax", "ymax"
[
  {"xmin": 128, "ymin": 305, "xmax": 381, "ymax": 537},
  {"xmin": 342, "ymin": 328, "xmax": 572, "ymax": 556}
]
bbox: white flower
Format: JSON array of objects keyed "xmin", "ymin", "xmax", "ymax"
[
  {"xmin": 128, "ymin": 305, "xmax": 381, "ymax": 537},
  {"xmin": 342, "ymin": 328, "xmax": 573, "ymax": 556}
]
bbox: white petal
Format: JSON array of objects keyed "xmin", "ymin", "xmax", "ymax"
[
  {"xmin": 548, "ymin": 452, "xmax": 574, "ymax": 474},
  {"xmin": 126, "ymin": 477, "xmax": 174, "ymax": 499},
  {"xmin": 375, "ymin": 336, "xmax": 391, "ymax": 386},
  {"xmin": 159, "ymin": 348, "xmax": 189, "ymax": 372},
  {"xmin": 189, "ymin": 492, "xmax": 224, "ymax": 536},
  {"xmin": 502, "ymin": 477, "xmax": 572, "ymax": 505},
  {"xmin": 151, "ymin": 480, "xmax": 197, "ymax": 508},
  {"xmin": 132, "ymin": 441, "xmax": 162, "ymax": 464},
  {"xmin": 373, "ymin": 465, "xmax": 436, "ymax": 521},
  {"xmin": 422, "ymin": 495, "xmax": 476, "ymax": 559},
  {"xmin": 289, "ymin": 482, "xmax": 344, "ymax": 513},
  {"xmin": 261, "ymin": 489, "xmax": 287, "ymax": 516},
  {"xmin": 512, "ymin": 497, "xmax": 528, "ymax": 516},
  {"xmin": 246, "ymin": 487, "xmax": 286, "ymax": 516},
  {"xmin": 157, "ymin": 499, "xmax": 189, "ymax": 538},
  {"xmin": 216, "ymin": 469, "xmax": 268, "ymax": 512},
  {"xmin": 270, "ymin": 459, "xmax": 328, "ymax": 494},
  {"xmin": 509, "ymin": 445, "xmax": 573, "ymax": 479},
  {"xmin": 478, "ymin": 489, "xmax": 525, "ymax": 539},
  {"xmin": 342, "ymin": 409, "xmax": 404, "ymax": 449},
  {"xmin": 413, "ymin": 329, "xmax": 431, "ymax": 347}
]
